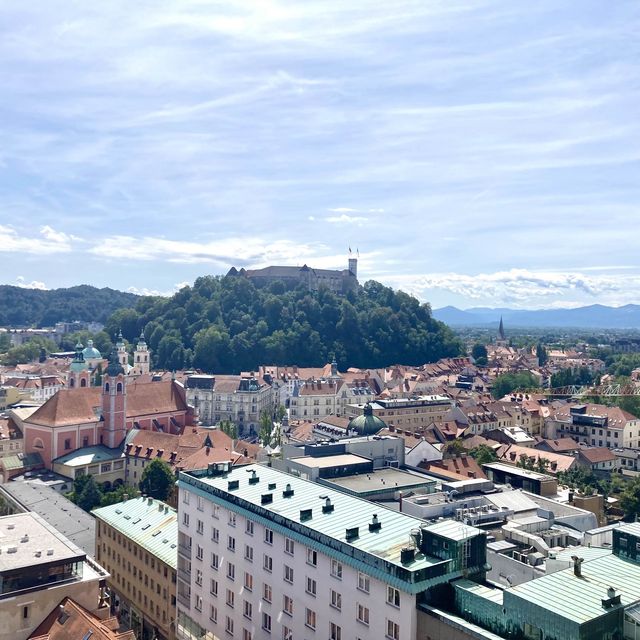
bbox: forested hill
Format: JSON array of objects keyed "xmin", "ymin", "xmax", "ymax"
[
  {"xmin": 107, "ymin": 276, "xmax": 463, "ymax": 373},
  {"xmin": 0, "ymin": 285, "xmax": 138, "ymax": 326}
]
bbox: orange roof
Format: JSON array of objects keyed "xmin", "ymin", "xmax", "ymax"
[
  {"xmin": 497, "ymin": 444, "xmax": 575, "ymax": 473},
  {"xmin": 29, "ymin": 597, "xmax": 134, "ymax": 640},
  {"xmin": 419, "ymin": 455, "xmax": 487, "ymax": 480}
]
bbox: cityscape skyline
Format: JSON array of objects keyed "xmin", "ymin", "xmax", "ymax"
[{"xmin": 1, "ymin": 0, "xmax": 639, "ymax": 309}]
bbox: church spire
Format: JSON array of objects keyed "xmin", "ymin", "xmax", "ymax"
[{"xmin": 498, "ymin": 316, "xmax": 506, "ymax": 341}]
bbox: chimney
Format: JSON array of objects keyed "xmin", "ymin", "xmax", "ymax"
[{"xmin": 571, "ymin": 555, "xmax": 584, "ymax": 577}]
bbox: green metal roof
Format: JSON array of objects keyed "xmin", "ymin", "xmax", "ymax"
[
  {"xmin": 508, "ymin": 551, "xmax": 640, "ymax": 624},
  {"xmin": 180, "ymin": 464, "xmax": 464, "ymax": 574},
  {"xmin": 93, "ymin": 496, "xmax": 178, "ymax": 569},
  {"xmin": 1, "ymin": 451, "xmax": 44, "ymax": 471},
  {"xmin": 53, "ymin": 445, "xmax": 124, "ymax": 467},
  {"xmin": 454, "ymin": 578, "xmax": 504, "ymax": 605}
]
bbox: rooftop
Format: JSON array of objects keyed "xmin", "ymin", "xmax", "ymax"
[
  {"xmin": 0, "ymin": 512, "xmax": 85, "ymax": 573},
  {"xmin": 93, "ymin": 496, "xmax": 178, "ymax": 569},
  {"xmin": 53, "ymin": 445, "xmax": 124, "ymax": 467},
  {"xmin": 291, "ymin": 453, "xmax": 370, "ymax": 469},
  {"xmin": 322, "ymin": 468, "xmax": 435, "ymax": 496}
]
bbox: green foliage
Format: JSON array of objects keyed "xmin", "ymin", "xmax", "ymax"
[
  {"xmin": 550, "ymin": 366, "xmax": 594, "ymax": 388},
  {"xmin": 442, "ymin": 439, "xmax": 466, "ymax": 457},
  {"xmin": 607, "ymin": 354, "xmax": 640, "ymax": 377},
  {"xmin": 259, "ymin": 409, "xmax": 273, "ymax": 446},
  {"xmin": 139, "ymin": 459, "xmax": 175, "ymax": 501},
  {"xmin": 1, "ymin": 336, "xmax": 57, "ymax": 365},
  {"xmin": 276, "ymin": 405, "xmax": 287, "ymax": 423},
  {"xmin": 0, "ymin": 333, "xmax": 13, "ymax": 353},
  {"xmin": 100, "ymin": 484, "xmax": 137, "ymax": 507},
  {"xmin": 469, "ymin": 444, "xmax": 497, "ymax": 466},
  {"xmin": 77, "ymin": 476, "xmax": 103, "ymax": 512},
  {"xmin": 0, "ymin": 285, "xmax": 138, "ymax": 326},
  {"xmin": 219, "ymin": 420, "xmax": 238, "ymax": 439},
  {"xmin": 121, "ymin": 275, "xmax": 462, "ymax": 372},
  {"xmin": 471, "ymin": 343, "xmax": 488, "ymax": 366},
  {"xmin": 620, "ymin": 478, "xmax": 640, "ymax": 521},
  {"xmin": 491, "ymin": 371, "xmax": 538, "ymax": 399},
  {"xmin": 536, "ymin": 342, "xmax": 548, "ymax": 366}
]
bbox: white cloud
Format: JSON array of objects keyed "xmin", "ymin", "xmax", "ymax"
[
  {"xmin": 14, "ymin": 276, "xmax": 48, "ymax": 290},
  {"xmin": 127, "ymin": 282, "xmax": 190, "ymax": 297},
  {"xmin": 326, "ymin": 214, "xmax": 368, "ymax": 224},
  {"xmin": 0, "ymin": 225, "xmax": 74, "ymax": 254}
]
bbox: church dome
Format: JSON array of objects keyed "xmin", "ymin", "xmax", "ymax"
[
  {"xmin": 348, "ymin": 403, "xmax": 386, "ymax": 436},
  {"xmin": 82, "ymin": 339, "xmax": 102, "ymax": 360}
]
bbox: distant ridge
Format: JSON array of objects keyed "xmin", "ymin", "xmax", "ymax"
[{"xmin": 433, "ymin": 304, "xmax": 640, "ymax": 329}]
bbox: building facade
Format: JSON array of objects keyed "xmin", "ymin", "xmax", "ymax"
[{"xmin": 94, "ymin": 496, "xmax": 178, "ymax": 640}]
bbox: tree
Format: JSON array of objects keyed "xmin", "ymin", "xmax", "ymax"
[
  {"xmin": 491, "ymin": 372, "xmax": 538, "ymax": 399},
  {"xmin": 469, "ymin": 444, "xmax": 497, "ymax": 466},
  {"xmin": 442, "ymin": 439, "xmax": 466, "ymax": 458},
  {"xmin": 139, "ymin": 459, "xmax": 175, "ymax": 501},
  {"xmin": 100, "ymin": 483, "xmax": 137, "ymax": 507},
  {"xmin": 621, "ymin": 478, "xmax": 640, "ymax": 521},
  {"xmin": 536, "ymin": 342, "xmax": 548, "ymax": 366},
  {"xmin": 219, "ymin": 420, "xmax": 238, "ymax": 439},
  {"xmin": 276, "ymin": 405, "xmax": 287, "ymax": 423},
  {"xmin": 259, "ymin": 409, "xmax": 273, "ymax": 446},
  {"xmin": 77, "ymin": 476, "xmax": 103, "ymax": 512},
  {"xmin": 471, "ymin": 343, "xmax": 488, "ymax": 366}
]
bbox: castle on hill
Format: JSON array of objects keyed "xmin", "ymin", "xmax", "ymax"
[{"xmin": 227, "ymin": 255, "xmax": 358, "ymax": 294}]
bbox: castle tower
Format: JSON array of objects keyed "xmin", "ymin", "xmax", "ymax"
[
  {"xmin": 69, "ymin": 342, "xmax": 91, "ymax": 388},
  {"xmin": 101, "ymin": 346, "xmax": 127, "ymax": 448},
  {"xmin": 134, "ymin": 330, "xmax": 150, "ymax": 375},
  {"xmin": 348, "ymin": 256, "xmax": 357, "ymax": 277},
  {"xmin": 116, "ymin": 330, "xmax": 128, "ymax": 368}
]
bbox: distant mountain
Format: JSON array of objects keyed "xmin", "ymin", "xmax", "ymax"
[
  {"xmin": 433, "ymin": 304, "xmax": 640, "ymax": 329},
  {"xmin": 0, "ymin": 285, "xmax": 139, "ymax": 327}
]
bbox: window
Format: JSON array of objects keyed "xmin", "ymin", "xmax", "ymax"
[
  {"xmin": 264, "ymin": 528, "xmax": 274, "ymax": 544},
  {"xmin": 330, "ymin": 589, "xmax": 342, "ymax": 610},
  {"xmin": 244, "ymin": 571, "xmax": 253, "ymax": 591},
  {"xmin": 246, "ymin": 520, "xmax": 254, "ymax": 535},
  {"xmin": 212, "ymin": 527, "xmax": 219, "ymax": 543},
  {"xmin": 210, "ymin": 578, "xmax": 218, "ymax": 596},
  {"xmin": 225, "ymin": 616, "xmax": 234, "ymax": 635},
  {"xmin": 209, "ymin": 605, "xmax": 217, "ymax": 622},
  {"xmin": 386, "ymin": 620, "xmax": 400, "ymax": 640},
  {"xmin": 197, "ymin": 520, "xmax": 204, "ymax": 534},
  {"xmin": 212, "ymin": 504, "xmax": 220, "ymax": 518},
  {"xmin": 228, "ymin": 512, "xmax": 236, "ymax": 527},
  {"xmin": 282, "ymin": 627, "xmax": 293, "ymax": 640},
  {"xmin": 283, "ymin": 595, "xmax": 293, "ymax": 616},
  {"xmin": 284, "ymin": 565, "xmax": 294, "ymax": 583},
  {"xmin": 244, "ymin": 544, "xmax": 253, "ymax": 562},
  {"xmin": 211, "ymin": 552, "xmax": 219, "ymax": 570},
  {"xmin": 262, "ymin": 612, "xmax": 272, "ymax": 633},
  {"xmin": 182, "ymin": 513, "xmax": 190, "ymax": 527},
  {"xmin": 330, "ymin": 622, "xmax": 342, "ymax": 640},
  {"xmin": 263, "ymin": 583, "xmax": 272, "ymax": 603},
  {"xmin": 305, "ymin": 608, "xmax": 316, "ymax": 630},
  {"xmin": 357, "ymin": 572, "xmax": 370, "ymax": 593},
  {"xmin": 330, "ymin": 560, "xmax": 343, "ymax": 579},
  {"xmin": 23, "ymin": 605, "xmax": 29, "ymax": 620},
  {"xmin": 197, "ymin": 495, "xmax": 204, "ymax": 511},
  {"xmin": 194, "ymin": 595, "xmax": 203, "ymax": 612},
  {"xmin": 243, "ymin": 600, "xmax": 252, "ymax": 620},
  {"xmin": 196, "ymin": 544, "xmax": 203, "ymax": 560},
  {"xmin": 387, "ymin": 586, "xmax": 400, "ymax": 607},
  {"xmin": 64, "ymin": 438, "xmax": 71, "ymax": 450},
  {"xmin": 263, "ymin": 554, "xmax": 273, "ymax": 572},
  {"xmin": 306, "ymin": 548, "xmax": 317, "ymax": 566},
  {"xmin": 227, "ymin": 562, "xmax": 235, "ymax": 581},
  {"xmin": 306, "ymin": 576, "xmax": 316, "ymax": 596},
  {"xmin": 195, "ymin": 569, "xmax": 202, "ymax": 586},
  {"xmin": 357, "ymin": 604, "xmax": 370, "ymax": 625},
  {"xmin": 228, "ymin": 535, "xmax": 236, "ymax": 551},
  {"xmin": 226, "ymin": 589, "xmax": 235, "ymax": 608},
  {"xmin": 243, "ymin": 631, "xmax": 252, "ymax": 640},
  {"xmin": 285, "ymin": 538, "xmax": 295, "ymax": 555}
]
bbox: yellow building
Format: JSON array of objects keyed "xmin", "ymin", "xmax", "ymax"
[{"xmin": 94, "ymin": 496, "xmax": 178, "ymax": 640}]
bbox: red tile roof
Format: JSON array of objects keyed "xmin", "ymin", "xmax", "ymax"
[{"xmin": 578, "ymin": 447, "xmax": 617, "ymax": 464}]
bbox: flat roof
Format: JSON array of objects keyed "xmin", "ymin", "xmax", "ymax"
[
  {"xmin": 180, "ymin": 464, "xmax": 453, "ymax": 575},
  {"xmin": 484, "ymin": 462, "xmax": 553, "ymax": 481},
  {"xmin": 52, "ymin": 445, "xmax": 124, "ymax": 467},
  {"xmin": 0, "ymin": 482, "xmax": 95, "ymax": 556},
  {"xmin": 425, "ymin": 520, "xmax": 485, "ymax": 542},
  {"xmin": 93, "ymin": 496, "xmax": 178, "ymax": 569},
  {"xmin": 323, "ymin": 468, "xmax": 435, "ymax": 495},
  {"xmin": 292, "ymin": 453, "xmax": 371, "ymax": 469},
  {"xmin": 0, "ymin": 512, "xmax": 84, "ymax": 573}
]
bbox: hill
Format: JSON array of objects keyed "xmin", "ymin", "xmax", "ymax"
[
  {"xmin": 433, "ymin": 304, "xmax": 640, "ymax": 328},
  {"xmin": 107, "ymin": 276, "xmax": 463, "ymax": 373},
  {"xmin": 0, "ymin": 285, "xmax": 139, "ymax": 327}
]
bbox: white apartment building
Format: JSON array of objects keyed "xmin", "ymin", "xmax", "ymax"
[
  {"xmin": 289, "ymin": 379, "xmax": 375, "ymax": 420},
  {"xmin": 175, "ymin": 463, "xmax": 487, "ymax": 640}
]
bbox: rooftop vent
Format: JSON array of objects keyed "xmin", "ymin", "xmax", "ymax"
[
  {"xmin": 20, "ymin": 534, "xmax": 29, "ymax": 543},
  {"xmin": 268, "ymin": 482, "xmax": 276, "ymax": 490},
  {"xmin": 261, "ymin": 493, "xmax": 273, "ymax": 505},
  {"xmin": 602, "ymin": 586, "xmax": 621, "ymax": 609},
  {"xmin": 282, "ymin": 484, "xmax": 294, "ymax": 498},
  {"xmin": 228, "ymin": 480, "xmax": 240, "ymax": 491},
  {"xmin": 7, "ymin": 523, "xmax": 15, "ymax": 530},
  {"xmin": 571, "ymin": 555, "xmax": 584, "ymax": 578},
  {"xmin": 7, "ymin": 546, "xmax": 17, "ymax": 554},
  {"xmin": 300, "ymin": 509, "xmax": 313, "ymax": 522},
  {"xmin": 248, "ymin": 470, "xmax": 259, "ymax": 485},
  {"xmin": 345, "ymin": 527, "xmax": 359, "ymax": 541},
  {"xmin": 35, "ymin": 550, "xmax": 42, "ymax": 557},
  {"xmin": 321, "ymin": 497, "xmax": 334, "ymax": 514},
  {"xmin": 47, "ymin": 548, "xmax": 54, "ymax": 556},
  {"xmin": 369, "ymin": 514, "xmax": 381, "ymax": 532},
  {"xmin": 400, "ymin": 547, "xmax": 416, "ymax": 564}
]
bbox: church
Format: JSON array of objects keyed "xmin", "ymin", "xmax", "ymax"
[{"xmin": 24, "ymin": 344, "xmax": 193, "ymax": 468}]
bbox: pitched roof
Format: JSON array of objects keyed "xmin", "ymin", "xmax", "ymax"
[
  {"xmin": 27, "ymin": 381, "xmax": 188, "ymax": 428},
  {"xmin": 29, "ymin": 597, "xmax": 135, "ymax": 640},
  {"xmin": 533, "ymin": 437, "xmax": 580, "ymax": 453},
  {"xmin": 578, "ymin": 447, "xmax": 617, "ymax": 464},
  {"xmin": 496, "ymin": 444, "xmax": 575, "ymax": 473},
  {"xmin": 419, "ymin": 455, "xmax": 487, "ymax": 481}
]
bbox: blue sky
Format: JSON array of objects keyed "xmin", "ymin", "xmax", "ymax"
[{"xmin": 1, "ymin": 1, "xmax": 639, "ymax": 309}]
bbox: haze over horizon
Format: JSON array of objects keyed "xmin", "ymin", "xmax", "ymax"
[{"xmin": 1, "ymin": 1, "xmax": 639, "ymax": 310}]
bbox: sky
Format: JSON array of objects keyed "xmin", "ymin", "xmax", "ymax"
[{"xmin": 1, "ymin": 1, "xmax": 639, "ymax": 310}]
